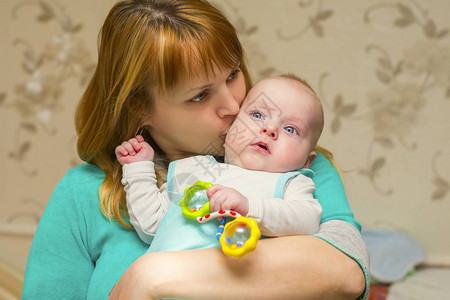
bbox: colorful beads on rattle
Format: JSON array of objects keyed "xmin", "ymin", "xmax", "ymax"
[
  {"xmin": 189, "ymin": 205, "xmax": 203, "ymax": 213},
  {"xmin": 224, "ymin": 222, "xmax": 251, "ymax": 248},
  {"xmin": 219, "ymin": 217, "xmax": 261, "ymax": 258},
  {"xmin": 180, "ymin": 181, "xmax": 213, "ymax": 219}
]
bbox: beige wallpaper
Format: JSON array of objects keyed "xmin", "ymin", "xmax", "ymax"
[{"xmin": 1, "ymin": 0, "xmax": 449, "ymax": 288}]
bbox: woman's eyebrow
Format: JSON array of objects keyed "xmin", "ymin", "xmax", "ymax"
[
  {"xmin": 183, "ymin": 66, "xmax": 238, "ymax": 96},
  {"xmin": 183, "ymin": 83, "xmax": 213, "ymax": 95}
]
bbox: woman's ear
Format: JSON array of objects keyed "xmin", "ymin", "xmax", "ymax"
[
  {"xmin": 142, "ymin": 117, "xmax": 152, "ymax": 126},
  {"xmin": 304, "ymin": 151, "xmax": 317, "ymax": 169},
  {"xmin": 124, "ymin": 93, "xmax": 153, "ymax": 127},
  {"xmin": 141, "ymin": 109, "xmax": 153, "ymax": 126}
]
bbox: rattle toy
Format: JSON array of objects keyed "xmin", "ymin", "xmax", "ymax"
[{"xmin": 180, "ymin": 181, "xmax": 261, "ymax": 258}]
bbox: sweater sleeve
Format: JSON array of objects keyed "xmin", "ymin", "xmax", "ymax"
[
  {"xmin": 310, "ymin": 153, "xmax": 370, "ymax": 299},
  {"xmin": 246, "ymin": 174, "xmax": 322, "ymax": 236},
  {"xmin": 22, "ymin": 168, "xmax": 95, "ymax": 299},
  {"xmin": 311, "ymin": 153, "xmax": 361, "ymax": 229},
  {"xmin": 122, "ymin": 161, "xmax": 170, "ymax": 244},
  {"xmin": 315, "ymin": 220, "xmax": 370, "ymax": 300}
]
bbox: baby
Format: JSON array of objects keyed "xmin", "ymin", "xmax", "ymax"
[{"xmin": 116, "ymin": 74, "xmax": 324, "ymax": 251}]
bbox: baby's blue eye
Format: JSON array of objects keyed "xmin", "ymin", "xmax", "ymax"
[
  {"xmin": 284, "ymin": 126, "xmax": 297, "ymax": 134},
  {"xmin": 252, "ymin": 112, "xmax": 263, "ymax": 119}
]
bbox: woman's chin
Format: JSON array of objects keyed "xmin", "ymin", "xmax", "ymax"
[{"xmin": 199, "ymin": 138, "xmax": 225, "ymax": 156}]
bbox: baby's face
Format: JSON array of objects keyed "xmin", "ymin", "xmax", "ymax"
[{"xmin": 224, "ymin": 77, "xmax": 321, "ymax": 172}]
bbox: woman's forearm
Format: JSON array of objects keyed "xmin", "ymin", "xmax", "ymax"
[{"xmin": 133, "ymin": 235, "xmax": 365, "ymax": 300}]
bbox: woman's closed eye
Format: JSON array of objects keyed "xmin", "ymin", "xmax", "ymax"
[
  {"xmin": 187, "ymin": 68, "xmax": 240, "ymax": 104},
  {"xmin": 188, "ymin": 90, "xmax": 209, "ymax": 103},
  {"xmin": 227, "ymin": 68, "xmax": 241, "ymax": 81}
]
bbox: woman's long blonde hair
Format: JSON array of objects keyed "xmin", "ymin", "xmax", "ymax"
[{"xmin": 75, "ymin": 0, "xmax": 252, "ymax": 228}]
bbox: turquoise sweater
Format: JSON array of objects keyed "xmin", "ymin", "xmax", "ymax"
[{"xmin": 22, "ymin": 153, "xmax": 365, "ymax": 299}]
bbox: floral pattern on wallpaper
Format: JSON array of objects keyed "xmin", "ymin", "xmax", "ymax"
[
  {"xmin": 318, "ymin": 1, "xmax": 449, "ymax": 199},
  {"xmin": 432, "ymin": 152, "xmax": 450, "ymax": 201},
  {"xmin": 1, "ymin": 0, "xmax": 94, "ymax": 225},
  {"xmin": 213, "ymin": 0, "xmax": 449, "ymax": 201},
  {"xmin": 2, "ymin": 0, "xmax": 94, "ymax": 177},
  {"xmin": 276, "ymin": 0, "xmax": 334, "ymax": 40},
  {"xmin": 363, "ymin": 1, "xmax": 449, "ymax": 199},
  {"xmin": 224, "ymin": 0, "xmax": 335, "ymax": 78},
  {"xmin": 211, "ymin": 0, "xmax": 276, "ymax": 79}
]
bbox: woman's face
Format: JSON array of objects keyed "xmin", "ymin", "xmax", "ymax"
[{"xmin": 145, "ymin": 64, "xmax": 246, "ymax": 161}]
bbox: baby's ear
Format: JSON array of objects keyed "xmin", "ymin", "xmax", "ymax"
[{"xmin": 304, "ymin": 151, "xmax": 317, "ymax": 169}]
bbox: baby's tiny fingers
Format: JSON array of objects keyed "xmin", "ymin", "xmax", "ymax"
[
  {"xmin": 207, "ymin": 184, "xmax": 223, "ymax": 199},
  {"xmin": 209, "ymin": 195, "xmax": 225, "ymax": 213},
  {"xmin": 121, "ymin": 142, "xmax": 136, "ymax": 155},
  {"xmin": 115, "ymin": 145, "xmax": 128, "ymax": 157},
  {"xmin": 128, "ymin": 138, "xmax": 142, "ymax": 151}
]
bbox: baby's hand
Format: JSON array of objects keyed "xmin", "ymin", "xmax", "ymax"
[
  {"xmin": 115, "ymin": 135, "xmax": 155, "ymax": 165},
  {"xmin": 207, "ymin": 185, "xmax": 249, "ymax": 216}
]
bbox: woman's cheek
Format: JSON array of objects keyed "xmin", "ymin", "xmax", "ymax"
[{"xmin": 233, "ymin": 76, "xmax": 247, "ymax": 107}]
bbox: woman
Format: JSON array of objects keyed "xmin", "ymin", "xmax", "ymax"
[{"xmin": 22, "ymin": 0, "xmax": 369, "ymax": 299}]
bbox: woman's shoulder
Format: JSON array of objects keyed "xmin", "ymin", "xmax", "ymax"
[
  {"xmin": 310, "ymin": 152, "xmax": 338, "ymax": 175},
  {"xmin": 65, "ymin": 163, "xmax": 105, "ymax": 181},
  {"xmin": 54, "ymin": 163, "xmax": 105, "ymax": 206},
  {"xmin": 308, "ymin": 152, "xmax": 343, "ymax": 187}
]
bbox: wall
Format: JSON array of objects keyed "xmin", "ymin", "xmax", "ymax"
[{"xmin": 1, "ymin": 0, "xmax": 449, "ymax": 294}]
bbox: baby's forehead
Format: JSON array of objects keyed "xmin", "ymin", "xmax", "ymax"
[
  {"xmin": 241, "ymin": 92, "xmax": 276, "ymax": 113},
  {"xmin": 255, "ymin": 76, "xmax": 313, "ymax": 95},
  {"xmin": 244, "ymin": 77, "xmax": 316, "ymax": 106}
]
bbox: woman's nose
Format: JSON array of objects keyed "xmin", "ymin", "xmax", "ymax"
[{"xmin": 217, "ymin": 87, "xmax": 240, "ymax": 118}]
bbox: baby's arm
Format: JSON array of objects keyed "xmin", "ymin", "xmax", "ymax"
[
  {"xmin": 247, "ymin": 175, "xmax": 322, "ymax": 236},
  {"xmin": 206, "ymin": 176, "xmax": 321, "ymax": 236},
  {"xmin": 116, "ymin": 136, "xmax": 170, "ymax": 244}
]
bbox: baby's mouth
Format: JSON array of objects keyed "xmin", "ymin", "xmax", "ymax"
[{"xmin": 251, "ymin": 142, "xmax": 270, "ymax": 154}]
